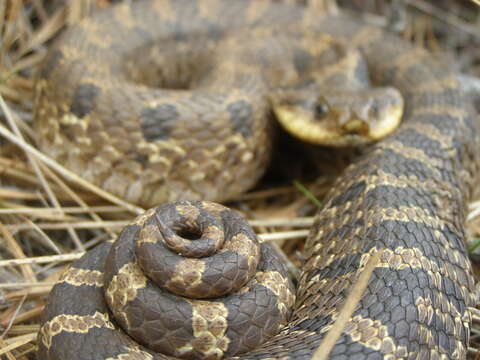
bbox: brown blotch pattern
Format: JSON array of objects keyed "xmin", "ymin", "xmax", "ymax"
[
  {"xmin": 105, "ymin": 351, "xmax": 154, "ymax": 360},
  {"xmin": 221, "ymin": 232, "xmax": 259, "ymax": 269},
  {"xmin": 343, "ymin": 315, "xmax": 408, "ymax": 358},
  {"xmin": 168, "ymin": 258, "xmax": 206, "ymax": 291},
  {"xmin": 131, "ymin": 208, "xmax": 156, "ymax": 226},
  {"xmin": 105, "ymin": 262, "xmax": 147, "ymax": 330},
  {"xmin": 136, "ymin": 224, "xmax": 160, "ymax": 245},
  {"xmin": 183, "ymin": 301, "xmax": 230, "ymax": 359},
  {"xmin": 200, "ymin": 201, "xmax": 227, "ymax": 217},
  {"xmin": 176, "ymin": 203, "xmax": 201, "ymax": 219},
  {"xmin": 255, "ymin": 271, "xmax": 296, "ymax": 316},
  {"xmin": 59, "ymin": 267, "xmax": 104, "ymax": 287},
  {"xmin": 39, "ymin": 312, "xmax": 113, "ymax": 349}
]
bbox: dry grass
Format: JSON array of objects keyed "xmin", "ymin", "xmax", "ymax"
[{"xmin": 0, "ymin": 0, "xmax": 480, "ymax": 359}]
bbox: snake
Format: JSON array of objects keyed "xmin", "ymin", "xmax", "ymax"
[{"xmin": 35, "ymin": 0, "xmax": 480, "ymax": 359}]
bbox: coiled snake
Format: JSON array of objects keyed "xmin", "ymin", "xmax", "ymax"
[{"xmin": 36, "ymin": 0, "xmax": 480, "ymax": 359}]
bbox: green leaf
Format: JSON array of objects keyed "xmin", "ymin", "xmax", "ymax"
[
  {"xmin": 293, "ymin": 181, "xmax": 322, "ymax": 208},
  {"xmin": 468, "ymin": 238, "xmax": 480, "ymax": 254}
]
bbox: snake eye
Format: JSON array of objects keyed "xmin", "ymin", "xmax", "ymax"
[{"xmin": 314, "ymin": 103, "xmax": 329, "ymax": 119}]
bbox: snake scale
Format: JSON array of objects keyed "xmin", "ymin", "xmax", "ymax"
[{"xmin": 35, "ymin": 0, "xmax": 480, "ymax": 359}]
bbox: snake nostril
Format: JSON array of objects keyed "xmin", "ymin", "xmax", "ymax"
[{"xmin": 368, "ymin": 102, "xmax": 379, "ymax": 118}]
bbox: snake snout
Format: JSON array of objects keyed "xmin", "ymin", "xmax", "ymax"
[{"xmin": 355, "ymin": 86, "xmax": 404, "ymax": 140}]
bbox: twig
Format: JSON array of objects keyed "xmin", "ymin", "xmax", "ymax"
[
  {"xmin": 312, "ymin": 250, "xmax": 383, "ymax": 360},
  {"xmin": 0, "ymin": 205, "xmax": 125, "ymax": 215},
  {"xmin": 0, "ymin": 333, "xmax": 37, "ymax": 355},
  {"xmin": 0, "ymin": 228, "xmax": 309, "ymax": 268},
  {"xmin": 468, "ymin": 201, "xmax": 480, "ymax": 221},
  {"xmin": 259, "ymin": 230, "xmax": 309, "ymax": 242},
  {"xmin": 236, "ymin": 186, "xmax": 298, "ymax": 200},
  {"xmin": 0, "ymin": 282, "xmax": 57, "ymax": 289},
  {"xmin": 0, "ymin": 123, "xmax": 144, "ymax": 214},
  {"xmin": 3, "ymin": 325, "xmax": 39, "ymax": 337},
  {"xmin": 21, "ymin": 217, "xmax": 62, "ymax": 255},
  {"xmin": 1, "ymin": 220, "xmax": 144, "ymax": 231},
  {"xmin": 19, "ymin": 6, "xmax": 66, "ymax": 56},
  {"xmin": 469, "ymin": 347, "xmax": 479, "ymax": 356},
  {"xmin": 1, "ymin": 93, "xmax": 85, "ymax": 250},
  {"xmin": 249, "ymin": 217, "xmax": 314, "ymax": 227},
  {"xmin": 470, "ymin": 306, "xmax": 480, "ymax": 322},
  {"xmin": 2, "ymin": 217, "xmax": 314, "ymax": 232},
  {"xmin": 1, "ymin": 295, "xmax": 27, "ymax": 338},
  {"xmin": 0, "ymin": 224, "xmax": 36, "ymax": 282},
  {"xmin": 405, "ymin": 0, "xmax": 480, "ymax": 37},
  {"xmin": 40, "ymin": 163, "xmax": 117, "ymax": 239},
  {"xmin": 457, "ymin": 74, "xmax": 480, "ymax": 97},
  {"xmin": 0, "ymin": 253, "xmax": 85, "ymax": 267},
  {"xmin": 0, "ymin": 305, "xmax": 44, "ymax": 329}
]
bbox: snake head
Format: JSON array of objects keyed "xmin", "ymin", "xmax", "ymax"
[{"xmin": 269, "ymin": 85, "xmax": 404, "ymax": 146}]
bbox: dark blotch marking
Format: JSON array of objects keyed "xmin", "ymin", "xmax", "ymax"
[
  {"xmin": 67, "ymin": 242, "xmax": 113, "ymax": 272},
  {"xmin": 103, "ymin": 225, "xmax": 142, "ymax": 286},
  {"xmin": 134, "ymin": 154, "xmax": 149, "ymax": 166},
  {"xmin": 363, "ymin": 149, "xmax": 437, "ymax": 183},
  {"xmin": 405, "ymin": 88, "xmax": 461, "ymax": 108},
  {"xmin": 308, "ymin": 251, "xmax": 363, "ymax": 282},
  {"xmin": 41, "ymin": 49, "xmax": 64, "ymax": 79},
  {"xmin": 402, "ymin": 112, "xmax": 458, "ymax": 137},
  {"xmin": 219, "ymin": 244, "xmax": 293, "ymax": 356},
  {"xmin": 227, "ymin": 100, "xmax": 253, "ymax": 138},
  {"xmin": 140, "ymin": 103, "xmax": 179, "ymax": 142},
  {"xmin": 394, "ymin": 128, "xmax": 444, "ymax": 155},
  {"xmin": 44, "ymin": 281, "xmax": 108, "ymax": 318},
  {"xmin": 330, "ymin": 181, "xmax": 366, "ymax": 207},
  {"xmin": 198, "ymin": 18, "xmax": 223, "ymax": 41},
  {"xmin": 293, "ymin": 48, "xmax": 312, "ymax": 74},
  {"xmin": 294, "ymin": 312, "xmax": 333, "ymax": 334},
  {"xmin": 364, "ymin": 184, "xmax": 436, "ymax": 216},
  {"xmin": 45, "ymin": 326, "xmax": 129, "ymax": 360},
  {"xmin": 70, "ymin": 83, "xmax": 101, "ymax": 118}
]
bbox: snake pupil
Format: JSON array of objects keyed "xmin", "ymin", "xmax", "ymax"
[{"xmin": 314, "ymin": 103, "xmax": 329, "ymax": 119}]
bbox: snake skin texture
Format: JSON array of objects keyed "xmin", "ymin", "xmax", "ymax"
[
  {"xmin": 37, "ymin": 201, "xmax": 295, "ymax": 359},
  {"xmin": 36, "ymin": 0, "xmax": 480, "ymax": 359},
  {"xmin": 34, "ymin": 0, "xmax": 403, "ymax": 208}
]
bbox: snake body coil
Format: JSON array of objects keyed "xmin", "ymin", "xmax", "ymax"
[{"xmin": 36, "ymin": 0, "xmax": 479, "ymax": 359}]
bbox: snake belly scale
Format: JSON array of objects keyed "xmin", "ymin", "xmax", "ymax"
[{"xmin": 36, "ymin": 0, "xmax": 479, "ymax": 359}]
